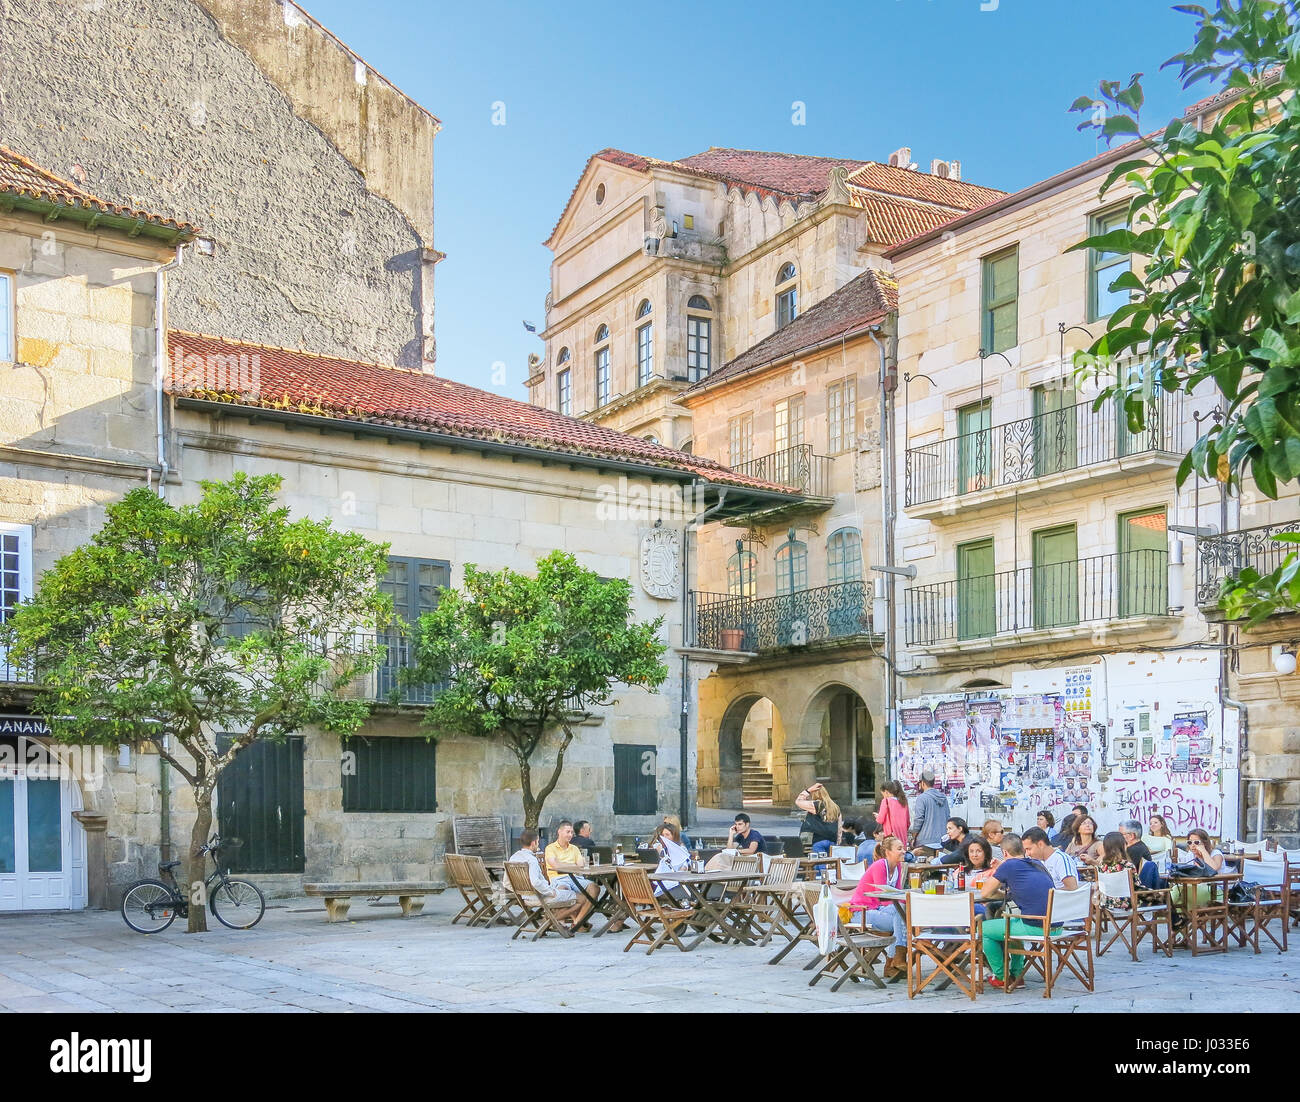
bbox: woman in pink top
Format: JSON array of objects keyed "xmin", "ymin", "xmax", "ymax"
[
  {"xmin": 848, "ymin": 834, "xmax": 909, "ymax": 980},
  {"xmin": 877, "ymin": 780, "xmax": 910, "ymax": 844}
]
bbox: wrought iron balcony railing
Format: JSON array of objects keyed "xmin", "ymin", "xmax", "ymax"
[
  {"xmin": 904, "ymin": 393, "xmax": 1179, "ymax": 507},
  {"xmin": 314, "ymin": 630, "xmax": 442, "ymax": 705},
  {"xmin": 1196, "ymin": 522, "xmax": 1300, "ymax": 606},
  {"xmin": 733, "ymin": 444, "xmax": 832, "ymax": 499},
  {"xmin": 689, "ymin": 581, "xmax": 873, "ymax": 651},
  {"xmin": 904, "ymin": 549, "xmax": 1169, "ymax": 646},
  {"xmin": 0, "ymin": 646, "xmax": 42, "ymax": 685}
]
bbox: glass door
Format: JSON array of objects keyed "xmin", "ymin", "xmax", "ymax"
[
  {"xmin": 0, "ymin": 738, "xmax": 71, "ymax": 911},
  {"xmin": 1033, "ymin": 525, "xmax": 1079, "ymax": 628},
  {"xmin": 1119, "ymin": 508, "xmax": 1168, "ymax": 617},
  {"xmin": 1033, "ymin": 383, "xmax": 1077, "ymax": 477},
  {"xmin": 957, "ymin": 538, "xmax": 995, "ymax": 640},
  {"xmin": 957, "ymin": 401, "xmax": 992, "ymax": 495}
]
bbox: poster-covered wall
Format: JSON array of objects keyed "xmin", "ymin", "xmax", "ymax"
[{"xmin": 894, "ymin": 653, "xmax": 1239, "ymax": 838}]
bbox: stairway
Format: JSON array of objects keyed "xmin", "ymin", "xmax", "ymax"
[{"xmin": 741, "ymin": 748, "xmax": 775, "ymax": 803}]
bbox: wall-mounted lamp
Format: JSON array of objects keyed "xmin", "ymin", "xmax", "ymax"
[{"xmin": 1272, "ymin": 644, "xmax": 1297, "ymax": 677}]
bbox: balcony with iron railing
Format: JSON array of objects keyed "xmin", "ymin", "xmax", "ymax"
[
  {"xmin": 1196, "ymin": 521, "xmax": 1300, "ymax": 609},
  {"xmin": 904, "ymin": 549, "xmax": 1174, "ymax": 649},
  {"xmin": 904, "ymin": 393, "xmax": 1180, "ymax": 517},
  {"xmin": 688, "ymin": 581, "xmax": 874, "ymax": 653},
  {"xmin": 728, "ymin": 444, "xmax": 835, "ymax": 525}
]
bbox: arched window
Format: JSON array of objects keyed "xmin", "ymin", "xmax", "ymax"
[
  {"xmin": 775, "ymin": 537, "xmax": 808, "ymax": 595},
  {"xmin": 827, "ymin": 528, "xmax": 863, "ymax": 584},
  {"xmin": 775, "ymin": 263, "xmax": 798, "ymax": 329},
  {"xmin": 636, "ymin": 300, "xmax": 654, "ymax": 386},
  {"xmin": 686, "ymin": 294, "xmax": 713, "ymax": 382},
  {"xmin": 727, "ymin": 550, "xmax": 757, "ymax": 597},
  {"xmin": 594, "ymin": 324, "xmax": 611, "ymax": 407},
  {"xmin": 556, "ymin": 346, "xmax": 571, "ymax": 365}
]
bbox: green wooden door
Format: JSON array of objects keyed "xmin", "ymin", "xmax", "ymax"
[
  {"xmin": 1033, "ymin": 384, "xmax": 1077, "ymax": 477},
  {"xmin": 217, "ymin": 735, "xmax": 305, "ymax": 874},
  {"xmin": 957, "ymin": 538, "xmax": 995, "ymax": 640},
  {"xmin": 1033, "ymin": 525, "xmax": 1078, "ymax": 628},
  {"xmin": 1119, "ymin": 508, "xmax": 1168, "ymax": 617},
  {"xmin": 958, "ymin": 401, "xmax": 992, "ymax": 495}
]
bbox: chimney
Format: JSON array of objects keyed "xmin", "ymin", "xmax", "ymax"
[
  {"xmin": 930, "ymin": 159, "xmax": 962, "ymax": 181},
  {"xmin": 887, "ymin": 146, "xmax": 914, "ymax": 170}
]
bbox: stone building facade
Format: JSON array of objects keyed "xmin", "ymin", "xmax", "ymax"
[{"xmin": 1, "ymin": 0, "xmax": 439, "ymax": 368}]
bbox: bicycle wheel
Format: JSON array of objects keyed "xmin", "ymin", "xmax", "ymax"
[
  {"xmin": 209, "ymin": 878, "xmax": 266, "ymax": 930},
  {"xmin": 121, "ymin": 879, "xmax": 179, "ymax": 934}
]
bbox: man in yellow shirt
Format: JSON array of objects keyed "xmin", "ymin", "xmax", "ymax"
[{"xmin": 544, "ymin": 820, "xmax": 596, "ymax": 927}]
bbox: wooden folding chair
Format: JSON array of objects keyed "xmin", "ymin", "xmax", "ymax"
[
  {"xmin": 443, "ymin": 853, "xmax": 480, "ymax": 925},
  {"xmin": 807, "ymin": 901, "xmax": 892, "ymax": 993},
  {"xmin": 504, "ymin": 861, "xmax": 574, "ymax": 942},
  {"xmin": 905, "ymin": 890, "xmax": 983, "ymax": 1001},
  {"xmin": 464, "ymin": 853, "xmax": 521, "ymax": 927},
  {"xmin": 1005, "ymin": 885, "xmax": 1095, "ymax": 998},
  {"xmin": 615, "ymin": 865, "xmax": 696, "ymax": 955},
  {"xmin": 1095, "ymin": 868, "xmax": 1173, "ymax": 960},
  {"xmin": 1226, "ymin": 856, "xmax": 1289, "ymax": 954},
  {"xmin": 730, "ymin": 856, "xmax": 800, "ymax": 944}
]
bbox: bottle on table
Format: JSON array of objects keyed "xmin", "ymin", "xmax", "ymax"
[{"xmin": 614, "ymin": 843, "xmax": 623, "ymax": 866}]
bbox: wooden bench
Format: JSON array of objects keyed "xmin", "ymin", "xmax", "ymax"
[{"xmin": 303, "ymin": 882, "xmax": 441, "ymax": 923}]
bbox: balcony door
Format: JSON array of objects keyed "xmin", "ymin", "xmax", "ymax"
[
  {"xmin": 1119, "ymin": 508, "xmax": 1168, "ymax": 617},
  {"xmin": 957, "ymin": 538, "xmax": 995, "ymax": 640},
  {"xmin": 380, "ymin": 557, "xmax": 449, "ymax": 702},
  {"xmin": 1033, "ymin": 384, "xmax": 1077, "ymax": 477},
  {"xmin": 1033, "ymin": 524, "xmax": 1079, "ymax": 628},
  {"xmin": 957, "ymin": 400, "xmax": 992, "ymax": 495}
]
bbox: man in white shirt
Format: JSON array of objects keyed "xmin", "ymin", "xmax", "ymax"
[
  {"xmin": 1021, "ymin": 827, "xmax": 1079, "ymax": 890},
  {"xmin": 507, "ymin": 829, "xmax": 584, "ymax": 922}
]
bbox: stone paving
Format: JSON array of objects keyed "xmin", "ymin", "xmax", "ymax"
[{"xmin": 3, "ymin": 891, "xmax": 1297, "ymax": 1013}]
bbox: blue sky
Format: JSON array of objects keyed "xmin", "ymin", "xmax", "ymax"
[{"xmin": 301, "ymin": 0, "xmax": 1213, "ymax": 397}]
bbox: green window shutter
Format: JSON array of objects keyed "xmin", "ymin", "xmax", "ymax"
[
  {"xmin": 957, "ymin": 399, "xmax": 992, "ymax": 494},
  {"xmin": 1118, "ymin": 508, "xmax": 1168, "ymax": 617},
  {"xmin": 613, "ymin": 744, "xmax": 658, "ymax": 815},
  {"xmin": 342, "ymin": 736, "xmax": 438, "ymax": 813},
  {"xmin": 957, "ymin": 538, "xmax": 995, "ymax": 640},
  {"xmin": 1032, "ymin": 383, "xmax": 1078, "ymax": 476},
  {"xmin": 982, "ymin": 247, "xmax": 1018, "ymax": 354},
  {"xmin": 1032, "ymin": 525, "xmax": 1079, "ymax": 628}
]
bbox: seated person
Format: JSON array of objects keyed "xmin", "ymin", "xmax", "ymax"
[
  {"xmin": 1050, "ymin": 812, "xmax": 1079, "ymax": 850},
  {"xmin": 1021, "ymin": 826, "xmax": 1079, "ymax": 890},
  {"xmin": 662, "ymin": 814, "xmax": 693, "ymax": 852},
  {"xmin": 651, "ymin": 823, "xmax": 692, "ymax": 901},
  {"xmin": 981, "ymin": 820, "xmax": 1006, "ymax": 860},
  {"xmin": 571, "ymin": 819, "xmax": 597, "ymax": 854},
  {"xmin": 937, "ymin": 817, "xmax": 970, "ymax": 864},
  {"xmin": 846, "ymin": 834, "xmax": 909, "ymax": 982},
  {"xmin": 980, "ymin": 832, "xmax": 1056, "ymax": 988},
  {"xmin": 508, "ymin": 829, "xmax": 589, "ymax": 925},
  {"xmin": 855, "ymin": 818, "xmax": 884, "ymax": 864},
  {"xmin": 795, "ymin": 783, "xmax": 843, "ymax": 857},
  {"xmin": 1118, "ymin": 819, "xmax": 1153, "ymax": 869},
  {"xmin": 545, "ymin": 820, "xmax": 592, "ymax": 890},
  {"xmin": 1142, "ymin": 814, "xmax": 1176, "ymax": 859},
  {"xmin": 1173, "ymin": 828, "xmax": 1226, "ymax": 914},
  {"xmin": 957, "ymin": 834, "xmax": 999, "ymax": 917},
  {"xmin": 728, "ymin": 813, "xmax": 765, "ymax": 856},
  {"xmin": 1094, "ymin": 831, "xmax": 1136, "ymax": 911},
  {"xmin": 1067, "ymin": 815, "xmax": 1104, "ymax": 864}
]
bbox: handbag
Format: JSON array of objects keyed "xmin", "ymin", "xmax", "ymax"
[
  {"xmin": 1166, "ymin": 858, "xmax": 1214, "ymax": 880},
  {"xmin": 1227, "ymin": 881, "xmax": 1259, "ymax": 904}
]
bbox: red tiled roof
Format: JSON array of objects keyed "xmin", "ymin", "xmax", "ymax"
[
  {"xmin": 851, "ymin": 191, "xmax": 973, "ymax": 246},
  {"xmin": 547, "ymin": 146, "xmax": 1004, "ymax": 246},
  {"xmin": 1184, "ymin": 66, "xmax": 1283, "ymax": 116},
  {"xmin": 0, "ymin": 145, "xmax": 199, "ymax": 236},
  {"xmin": 166, "ymin": 331, "xmax": 794, "ymax": 495},
  {"xmin": 681, "ymin": 269, "xmax": 898, "ymax": 397}
]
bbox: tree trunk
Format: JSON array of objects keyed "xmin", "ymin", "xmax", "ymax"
[
  {"xmin": 519, "ymin": 753, "xmax": 540, "ymax": 831},
  {"xmin": 185, "ymin": 791, "xmax": 213, "ymax": 933}
]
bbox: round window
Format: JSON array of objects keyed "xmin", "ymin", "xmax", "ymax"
[{"xmin": 595, "ymin": 183, "xmax": 606, "ymax": 205}]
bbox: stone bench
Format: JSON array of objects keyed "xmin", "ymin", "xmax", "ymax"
[{"xmin": 303, "ymin": 882, "xmax": 442, "ymax": 923}]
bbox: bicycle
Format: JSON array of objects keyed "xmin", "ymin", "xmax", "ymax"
[{"xmin": 120, "ymin": 834, "xmax": 266, "ymax": 933}]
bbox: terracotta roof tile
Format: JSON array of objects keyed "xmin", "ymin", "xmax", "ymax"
[
  {"xmin": 166, "ymin": 330, "xmax": 792, "ymax": 494},
  {"xmin": 850, "ymin": 191, "xmax": 973, "ymax": 245},
  {"xmin": 682, "ymin": 269, "xmax": 898, "ymax": 396},
  {"xmin": 0, "ymin": 145, "xmax": 199, "ymax": 235},
  {"xmin": 675, "ymin": 148, "xmax": 870, "ymax": 197},
  {"xmin": 845, "ymin": 161, "xmax": 1004, "ymax": 209}
]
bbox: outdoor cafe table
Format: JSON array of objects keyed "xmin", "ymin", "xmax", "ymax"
[
  {"xmin": 647, "ymin": 868, "xmax": 764, "ymax": 950},
  {"xmin": 792, "ymin": 855, "xmax": 843, "ymax": 880},
  {"xmin": 551, "ymin": 863, "xmax": 633, "ymax": 937},
  {"xmin": 1167, "ymin": 872, "xmax": 1241, "ymax": 953}
]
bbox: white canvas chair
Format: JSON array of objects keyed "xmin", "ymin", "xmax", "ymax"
[
  {"xmin": 1226, "ymin": 856, "xmax": 1289, "ymax": 954},
  {"xmin": 1095, "ymin": 867, "xmax": 1173, "ymax": 960},
  {"xmin": 1004, "ymin": 885, "xmax": 1095, "ymax": 998},
  {"xmin": 905, "ymin": 890, "xmax": 982, "ymax": 1001},
  {"xmin": 837, "ymin": 861, "xmax": 866, "ymax": 886}
]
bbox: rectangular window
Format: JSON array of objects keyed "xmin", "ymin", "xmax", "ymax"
[
  {"xmin": 957, "ymin": 538, "xmax": 995, "ymax": 641},
  {"xmin": 556, "ymin": 368, "xmax": 572, "ymax": 416},
  {"xmin": 342, "ymin": 736, "xmax": 438, "ymax": 812},
  {"xmin": 0, "ymin": 272, "xmax": 12, "ymax": 363},
  {"xmin": 774, "ymin": 394, "xmax": 805, "ymax": 451},
  {"xmin": 1032, "ymin": 524, "xmax": 1079, "ymax": 629},
  {"xmin": 613, "ymin": 744, "xmax": 658, "ymax": 815},
  {"xmin": 682, "ymin": 214, "xmax": 694, "ymax": 230},
  {"xmin": 981, "ymin": 246, "xmax": 1019, "ymax": 354},
  {"xmin": 594, "ymin": 347, "xmax": 610, "ymax": 407},
  {"xmin": 957, "ymin": 399, "xmax": 992, "ymax": 494},
  {"xmin": 686, "ymin": 316, "xmax": 711, "ymax": 381},
  {"xmin": 1118, "ymin": 507, "xmax": 1168, "ymax": 618},
  {"xmin": 1089, "ymin": 207, "xmax": 1131, "ymax": 322},
  {"xmin": 728, "ymin": 413, "xmax": 753, "ymax": 467},
  {"xmin": 827, "ymin": 378, "xmax": 857, "ymax": 454},
  {"xmin": 776, "ymin": 287, "xmax": 798, "ymax": 329},
  {"xmin": 637, "ymin": 322, "xmax": 654, "ymax": 387}
]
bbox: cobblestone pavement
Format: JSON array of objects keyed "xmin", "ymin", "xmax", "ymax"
[{"xmin": 1, "ymin": 892, "xmax": 1296, "ymax": 1013}]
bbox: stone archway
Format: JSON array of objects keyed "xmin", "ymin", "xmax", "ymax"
[
  {"xmin": 699, "ymin": 693, "xmax": 791, "ymax": 810},
  {"xmin": 795, "ymin": 683, "xmax": 878, "ymax": 810}
]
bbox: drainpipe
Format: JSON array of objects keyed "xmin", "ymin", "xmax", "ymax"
[
  {"xmin": 681, "ymin": 483, "xmax": 731, "ymax": 828},
  {"xmin": 154, "ymin": 246, "xmax": 187, "ymax": 499},
  {"xmin": 1221, "ymin": 655, "xmax": 1249, "ymax": 841},
  {"xmin": 159, "ymin": 740, "xmax": 171, "ymax": 864},
  {"xmin": 867, "ymin": 324, "xmax": 896, "ymax": 785}
]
